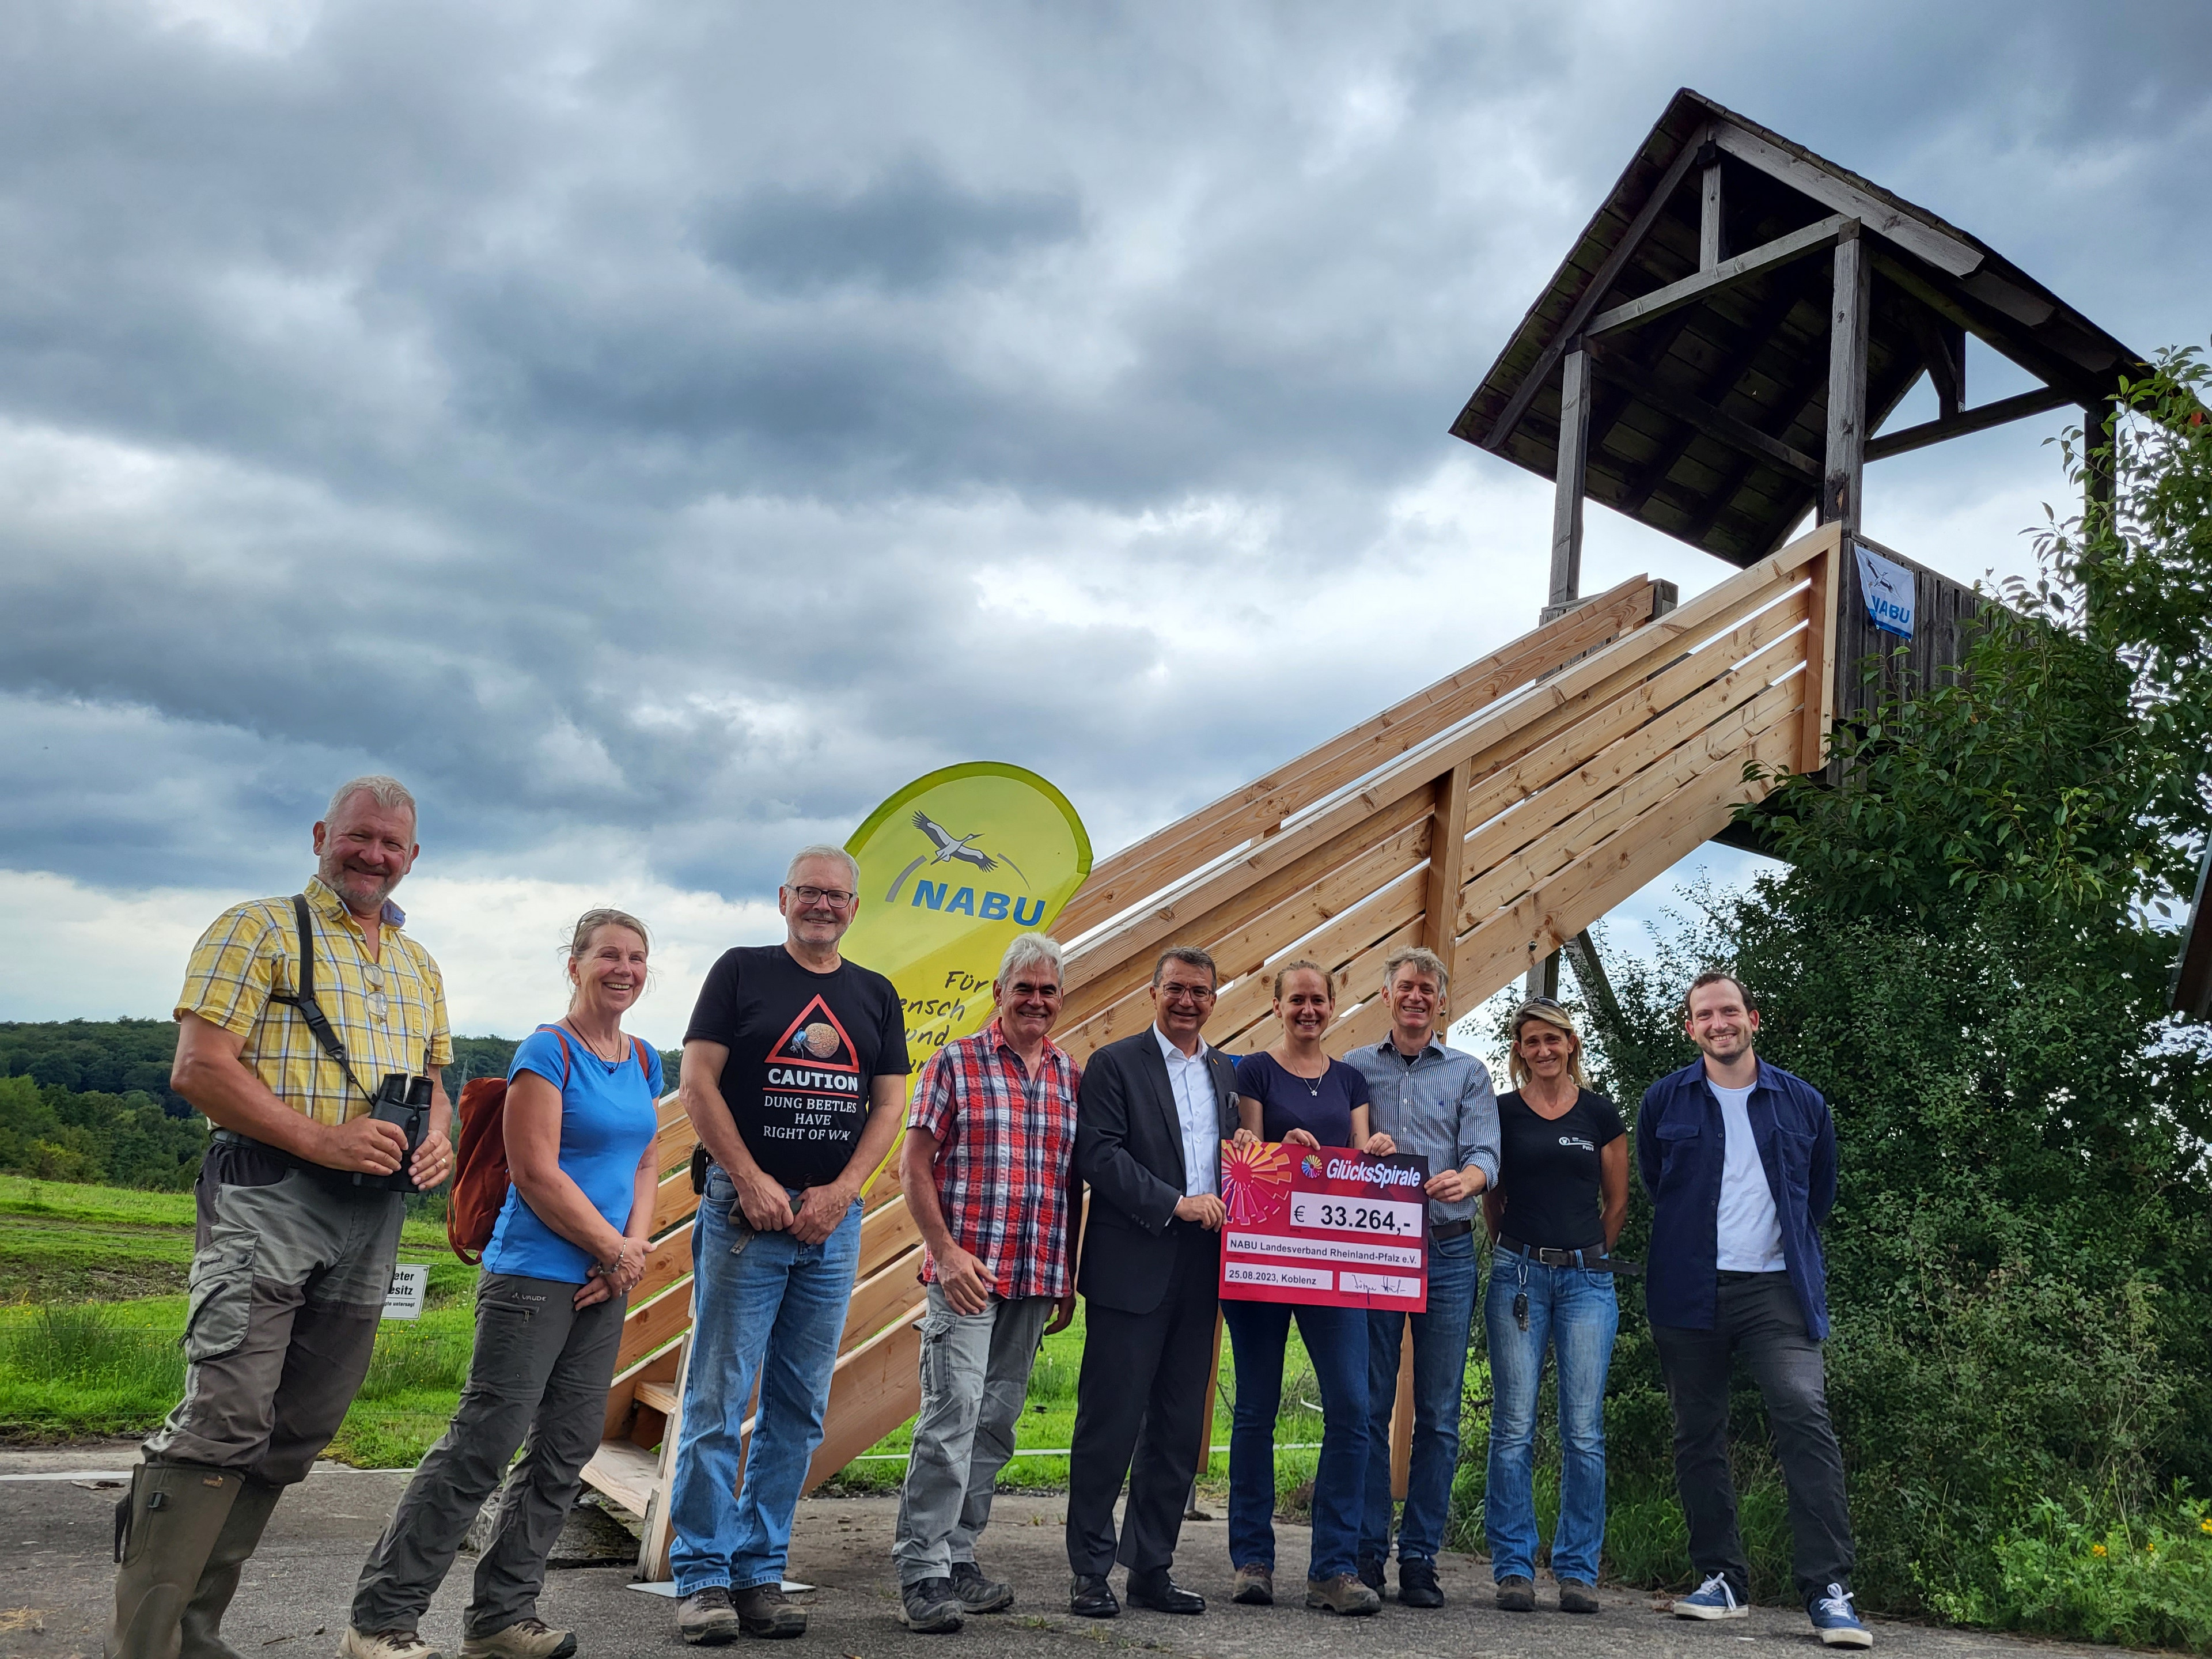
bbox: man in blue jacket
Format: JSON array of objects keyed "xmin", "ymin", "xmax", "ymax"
[{"xmin": 1636, "ymin": 972, "xmax": 1870, "ymax": 1648}]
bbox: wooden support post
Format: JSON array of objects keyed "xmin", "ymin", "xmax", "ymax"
[
  {"xmin": 1821, "ymin": 224, "xmax": 1869, "ymax": 532},
  {"xmin": 1195, "ymin": 1308, "xmax": 1225, "ymax": 1488},
  {"xmin": 1699, "ymin": 157, "xmax": 1724, "ymax": 272},
  {"xmin": 1544, "ymin": 344, "xmax": 1590, "ymax": 622},
  {"xmin": 1524, "ymin": 949, "xmax": 1561, "ymax": 1003},
  {"xmin": 1421, "ymin": 760, "xmax": 1473, "ymax": 961},
  {"xmin": 1388, "ymin": 1323, "xmax": 1415, "ymax": 1501},
  {"xmin": 1801, "ymin": 527, "xmax": 1843, "ymax": 775}
]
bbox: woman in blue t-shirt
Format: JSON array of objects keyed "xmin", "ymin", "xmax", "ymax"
[
  {"xmin": 347, "ymin": 910, "xmax": 665, "ymax": 1659},
  {"xmin": 1223, "ymin": 960, "xmax": 1396, "ymax": 1616}
]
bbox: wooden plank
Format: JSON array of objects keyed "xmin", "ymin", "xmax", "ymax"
[
  {"xmin": 1699, "ymin": 161, "xmax": 1723, "ymax": 272},
  {"xmin": 1823, "ymin": 226, "xmax": 1870, "ymax": 529},
  {"xmin": 1455, "ymin": 646, "xmax": 1809, "ymax": 929},
  {"xmin": 802, "ymin": 1315, "xmax": 925, "ymax": 1493},
  {"xmin": 601, "ymin": 1339, "xmax": 683, "ymax": 1443},
  {"xmin": 630, "ymin": 1221, "xmax": 694, "ymax": 1312},
  {"xmin": 652, "ymin": 1164, "xmax": 702, "ymax": 1233},
  {"xmin": 1058, "ymin": 579, "xmax": 1661, "ymax": 941},
  {"xmin": 1059, "ymin": 790, "xmax": 1433, "ymax": 1031},
  {"xmin": 579, "ymin": 1438, "xmax": 658, "ymax": 1518},
  {"xmin": 1459, "ymin": 589, "xmax": 1811, "ymax": 844},
  {"xmin": 1240, "ymin": 914, "xmax": 1430, "ymax": 1055},
  {"xmin": 1863, "ymin": 385, "xmax": 2073, "ymax": 462},
  {"xmin": 1709, "ymin": 122, "xmax": 1981, "ymax": 278},
  {"xmin": 1483, "ymin": 122, "xmax": 1713, "ymax": 449},
  {"xmin": 1421, "ymin": 762, "xmax": 1474, "ymax": 960},
  {"xmin": 1203, "ymin": 871, "xmax": 1427, "ymax": 1049},
  {"xmin": 1588, "ymin": 348, "xmax": 1821, "ymax": 482},
  {"xmin": 616, "ymin": 1274, "xmax": 697, "ymax": 1375},
  {"xmin": 1388, "ymin": 1323, "xmax": 1415, "ymax": 1499},
  {"xmin": 1056, "ymin": 801, "xmax": 1433, "ymax": 1061},
  {"xmin": 1070, "ymin": 536, "xmax": 1828, "ymax": 1017},
  {"xmin": 843, "ymin": 1246, "xmax": 927, "ymax": 1351},
  {"xmin": 639, "ymin": 1332, "xmax": 694, "ymax": 1579},
  {"xmin": 1586, "ymin": 214, "xmax": 1847, "ymax": 337},
  {"xmin": 653, "ymin": 1111, "xmax": 701, "ymax": 1176},
  {"xmin": 1549, "ymin": 345, "xmax": 1591, "ymax": 610},
  {"xmin": 635, "ymin": 1381, "xmax": 679, "ymax": 1416},
  {"xmin": 855, "ymin": 1192, "xmax": 921, "ymax": 1285},
  {"xmin": 1457, "ymin": 680, "xmax": 1803, "ymax": 934},
  {"xmin": 1868, "ymin": 252, "xmax": 2105, "ymax": 407},
  {"xmin": 1801, "ymin": 537, "xmax": 1841, "ymax": 774}
]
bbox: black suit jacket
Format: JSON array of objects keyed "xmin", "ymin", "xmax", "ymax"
[{"xmin": 1074, "ymin": 1027, "xmax": 1238, "ymax": 1315}]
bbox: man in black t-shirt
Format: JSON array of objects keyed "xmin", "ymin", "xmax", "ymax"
[{"xmin": 665, "ymin": 845, "xmax": 910, "ymax": 1644}]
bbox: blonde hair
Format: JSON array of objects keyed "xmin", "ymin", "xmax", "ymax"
[
  {"xmin": 1271, "ymin": 959, "xmax": 1335, "ymax": 1002},
  {"xmin": 566, "ymin": 908, "xmax": 652, "ymax": 1009},
  {"xmin": 1507, "ymin": 999, "xmax": 1590, "ymax": 1091}
]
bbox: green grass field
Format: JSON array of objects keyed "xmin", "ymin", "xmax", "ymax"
[{"xmin": 0, "ymin": 1176, "xmax": 1306, "ymax": 1490}]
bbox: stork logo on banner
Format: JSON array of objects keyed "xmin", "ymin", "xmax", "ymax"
[
  {"xmin": 886, "ymin": 811, "xmax": 1047, "ymax": 926},
  {"xmin": 1854, "ymin": 542, "xmax": 1916, "ymax": 641}
]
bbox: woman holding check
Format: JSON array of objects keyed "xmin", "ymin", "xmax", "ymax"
[
  {"xmin": 1223, "ymin": 961, "xmax": 1396, "ymax": 1618},
  {"xmin": 345, "ymin": 910, "xmax": 665, "ymax": 1659}
]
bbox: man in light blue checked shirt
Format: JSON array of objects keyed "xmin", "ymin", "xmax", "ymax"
[{"xmin": 1343, "ymin": 946, "xmax": 1500, "ymax": 1608}]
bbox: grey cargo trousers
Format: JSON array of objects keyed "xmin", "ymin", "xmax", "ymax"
[{"xmin": 145, "ymin": 1138, "xmax": 403, "ymax": 1483}]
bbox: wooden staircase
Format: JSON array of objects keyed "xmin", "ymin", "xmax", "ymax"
[{"xmin": 580, "ymin": 522, "xmax": 1845, "ymax": 1575}]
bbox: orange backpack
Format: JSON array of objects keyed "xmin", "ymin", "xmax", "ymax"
[{"xmin": 446, "ymin": 1023, "xmax": 647, "ymax": 1263}]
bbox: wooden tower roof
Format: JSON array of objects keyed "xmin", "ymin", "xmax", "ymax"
[{"xmin": 1453, "ymin": 88, "xmax": 2156, "ymax": 568}]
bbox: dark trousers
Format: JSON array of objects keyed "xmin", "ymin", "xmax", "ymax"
[
  {"xmin": 1065, "ymin": 1223, "xmax": 1219, "ymax": 1580},
  {"xmin": 1651, "ymin": 1271, "xmax": 1854, "ymax": 1603},
  {"xmin": 351, "ymin": 1272, "xmax": 627, "ymax": 1638}
]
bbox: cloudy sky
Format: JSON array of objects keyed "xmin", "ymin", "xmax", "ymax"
[{"xmin": 3, "ymin": 0, "xmax": 2208, "ymax": 1048}]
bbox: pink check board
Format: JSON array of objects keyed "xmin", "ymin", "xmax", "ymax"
[{"xmin": 1217, "ymin": 1139, "xmax": 1430, "ymax": 1312}]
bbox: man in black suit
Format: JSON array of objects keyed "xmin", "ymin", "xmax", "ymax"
[{"xmin": 1065, "ymin": 945, "xmax": 1238, "ymax": 1618}]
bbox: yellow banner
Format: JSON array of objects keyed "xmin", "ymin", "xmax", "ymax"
[{"xmin": 839, "ymin": 761, "xmax": 1092, "ymax": 1080}]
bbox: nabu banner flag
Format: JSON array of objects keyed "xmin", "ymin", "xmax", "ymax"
[{"xmin": 839, "ymin": 762, "xmax": 1092, "ymax": 1080}]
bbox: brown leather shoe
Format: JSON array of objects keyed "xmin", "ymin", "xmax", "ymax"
[{"xmin": 1559, "ymin": 1581, "xmax": 1601, "ymax": 1615}]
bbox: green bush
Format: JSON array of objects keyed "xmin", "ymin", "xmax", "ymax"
[{"xmin": 1956, "ymin": 1492, "xmax": 2212, "ymax": 1650}]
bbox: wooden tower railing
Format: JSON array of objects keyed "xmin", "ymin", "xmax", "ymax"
[{"xmin": 581, "ymin": 521, "xmax": 1844, "ymax": 1575}]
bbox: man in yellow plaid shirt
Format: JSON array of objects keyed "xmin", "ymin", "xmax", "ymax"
[{"xmin": 108, "ymin": 775, "xmax": 457, "ymax": 1659}]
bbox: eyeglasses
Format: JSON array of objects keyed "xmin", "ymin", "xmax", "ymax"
[
  {"xmin": 789, "ymin": 885, "xmax": 857, "ymax": 907},
  {"xmin": 1158, "ymin": 983, "xmax": 1217, "ymax": 1002}
]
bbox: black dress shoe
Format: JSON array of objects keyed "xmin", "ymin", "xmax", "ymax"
[
  {"xmin": 1069, "ymin": 1575, "xmax": 1119, "ymax": 1619},
  {"xmin": 1125, "ymin": 1574, "xmax": 1205, "ymax": 1615}
]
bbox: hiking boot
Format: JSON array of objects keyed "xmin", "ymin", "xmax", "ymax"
[
  {"xmin": 180, "ymin": 1476, "xmax": 281, "ymax": 1659},
  {"xmin": 730, "ymin": 1584, "xmax": 808, "ymax": 1639},
  {"xmin": 949, "ymin": 1560, "xmax": 1012, "ymax": 1614},
  {"xmin": 108, "ymin": 1463, "xmax": 245, "ymax": 1659},
  {"xmin": 1232, "ymin": 1564, "xmax": 1274, "ymax": 1605},
  {"xmin": 458, "ymin": 1619, "xmax": 578, "ymax": 1659},
  {"xmin": 1558, "ymin": 1581, "xmax": 1600, "ymax": 1615},
  {"xmin": 1304, "ymin": 1574, "xmax": 1380, "ymax": 1616},
  {"xmin": 1808, "ymin": 1584, "xmax": 1872, "ymax": 1648},
  {"xmin": 675, "ymin": 1588, "xmax": 742, "ymax": 1646},
  {"xmin": 1354, "ymin": 1555, "xmax": 1384, "ymax": 1593},
  {"xmin": 338, "ymin": 1632, "xmax": 446, "ymax": 1659},
  {"xmin": 898, "ymin": 1578, "xmax": 964, "ymax": 1634},
  {"xmin": 1397, "ymin": 1557, "xmax": 1442, "ymax": 1608},
  {"xmin": 1495, "ymin": 1575, "xmax": 1536, "ymax": 1612},
  {"xmin": 1673, "ymin": 1572, "xmax": 1748, "ymax": 1620}
]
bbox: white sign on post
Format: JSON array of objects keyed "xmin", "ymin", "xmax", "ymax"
[
  {"xmin": 382, "ymin": 1263, "xmax": 430, "ymax": 1321},
  {"xmin": 1854, "ymin": 542, "xmax": 1916, "ymax": 640}
]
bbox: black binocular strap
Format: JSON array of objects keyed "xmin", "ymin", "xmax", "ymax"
[{"xmin": 268, "ymin": 893, "xmax": 378, "ymax": 1106}]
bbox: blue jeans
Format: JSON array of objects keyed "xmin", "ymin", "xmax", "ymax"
[
  {"xmin": 1359, "ymin": 1230, "xmax": 1479, "ymax": 1563},
  {"xmin": 668, "ymin": 1172, "xmax": 862, "ymax": 1594},
  {"xmin": 1222, "ymin": 1300, "xmax": 1369, "ymax": 1581},
  {"xmin": 1483, "ymin": 1247, "xmax": 1618, "ymax": 1586}
]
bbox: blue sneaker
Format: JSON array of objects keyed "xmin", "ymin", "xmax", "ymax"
[
  {"xmin": 1808, "ymin": 1584, "xmax": 1872, "ymax": 1647},
  {"xmin": 1673, "ymin": 1573, "xmax": 1748, "ymax": 1620}
]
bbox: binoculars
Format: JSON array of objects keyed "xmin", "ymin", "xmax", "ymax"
[{"xmin": 354, "ymin": 1072, "xmax": 434, "ymax": 1194}]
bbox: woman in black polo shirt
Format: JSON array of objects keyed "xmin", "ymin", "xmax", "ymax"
[{"xmin": 1481, "ymin": 998, "xmax": 1628, "ymax": 1616}]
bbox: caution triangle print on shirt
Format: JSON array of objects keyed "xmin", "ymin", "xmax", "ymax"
[{"xmin": 771, "ymin": 995, "xmax": 861, "ymax": 1075}]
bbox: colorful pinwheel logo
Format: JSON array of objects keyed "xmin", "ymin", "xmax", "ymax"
[
  {"xmin": 1300, "ymin": 1152, "xmax": 1324, "ymax": 1179},
  {"xmin": 1221, "ymin": 1139, "xmax": 1292, "ymax": 1227}
]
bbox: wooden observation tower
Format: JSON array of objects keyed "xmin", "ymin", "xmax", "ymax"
[{"xmin": 577, "ymin": 87, "xmax": 2161, "ymax": 1572}]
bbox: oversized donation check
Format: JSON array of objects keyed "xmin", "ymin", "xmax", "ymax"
[{"xmin": 1217, "ymin": 1139, "xmax": 1429, "ymax": 1311}]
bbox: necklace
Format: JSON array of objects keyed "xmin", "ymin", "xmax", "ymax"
[
  {"xmin": 1278, "ymin": 1051, "xmax": 1327, "ymax": 1097},
  {"xmin": 564, "ymin": 1018, "xmax": 627, "ymax": 1066}
]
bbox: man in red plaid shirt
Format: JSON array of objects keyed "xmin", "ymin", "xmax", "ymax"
[{"xmin": 893, "ymin": 933, "xmax": 1082, "ymax": 1633}]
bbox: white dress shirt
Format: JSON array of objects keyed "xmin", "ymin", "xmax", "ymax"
[{"xmin": 1153, "ymin": 1025, "xmax": 1220, "ymax": 1198}]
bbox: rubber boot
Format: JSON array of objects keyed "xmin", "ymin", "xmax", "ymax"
[
  {"xmin": 179, "ymin": 1477, "xmax": 282, "ymax": 1659},
  {"xmin": 106, "ymin": 1463, "xmax": 244, "ymax": 1659}
]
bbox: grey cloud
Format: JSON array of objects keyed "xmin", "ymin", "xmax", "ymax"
[{"xmin": 1, "ymin": 0, "xmax": 2210, "ymax": 937}]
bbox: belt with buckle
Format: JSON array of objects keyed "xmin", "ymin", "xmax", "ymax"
[{"xmin": 1497, "ymin": 1234, "xmax": 1643, "ymax": 1274}]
